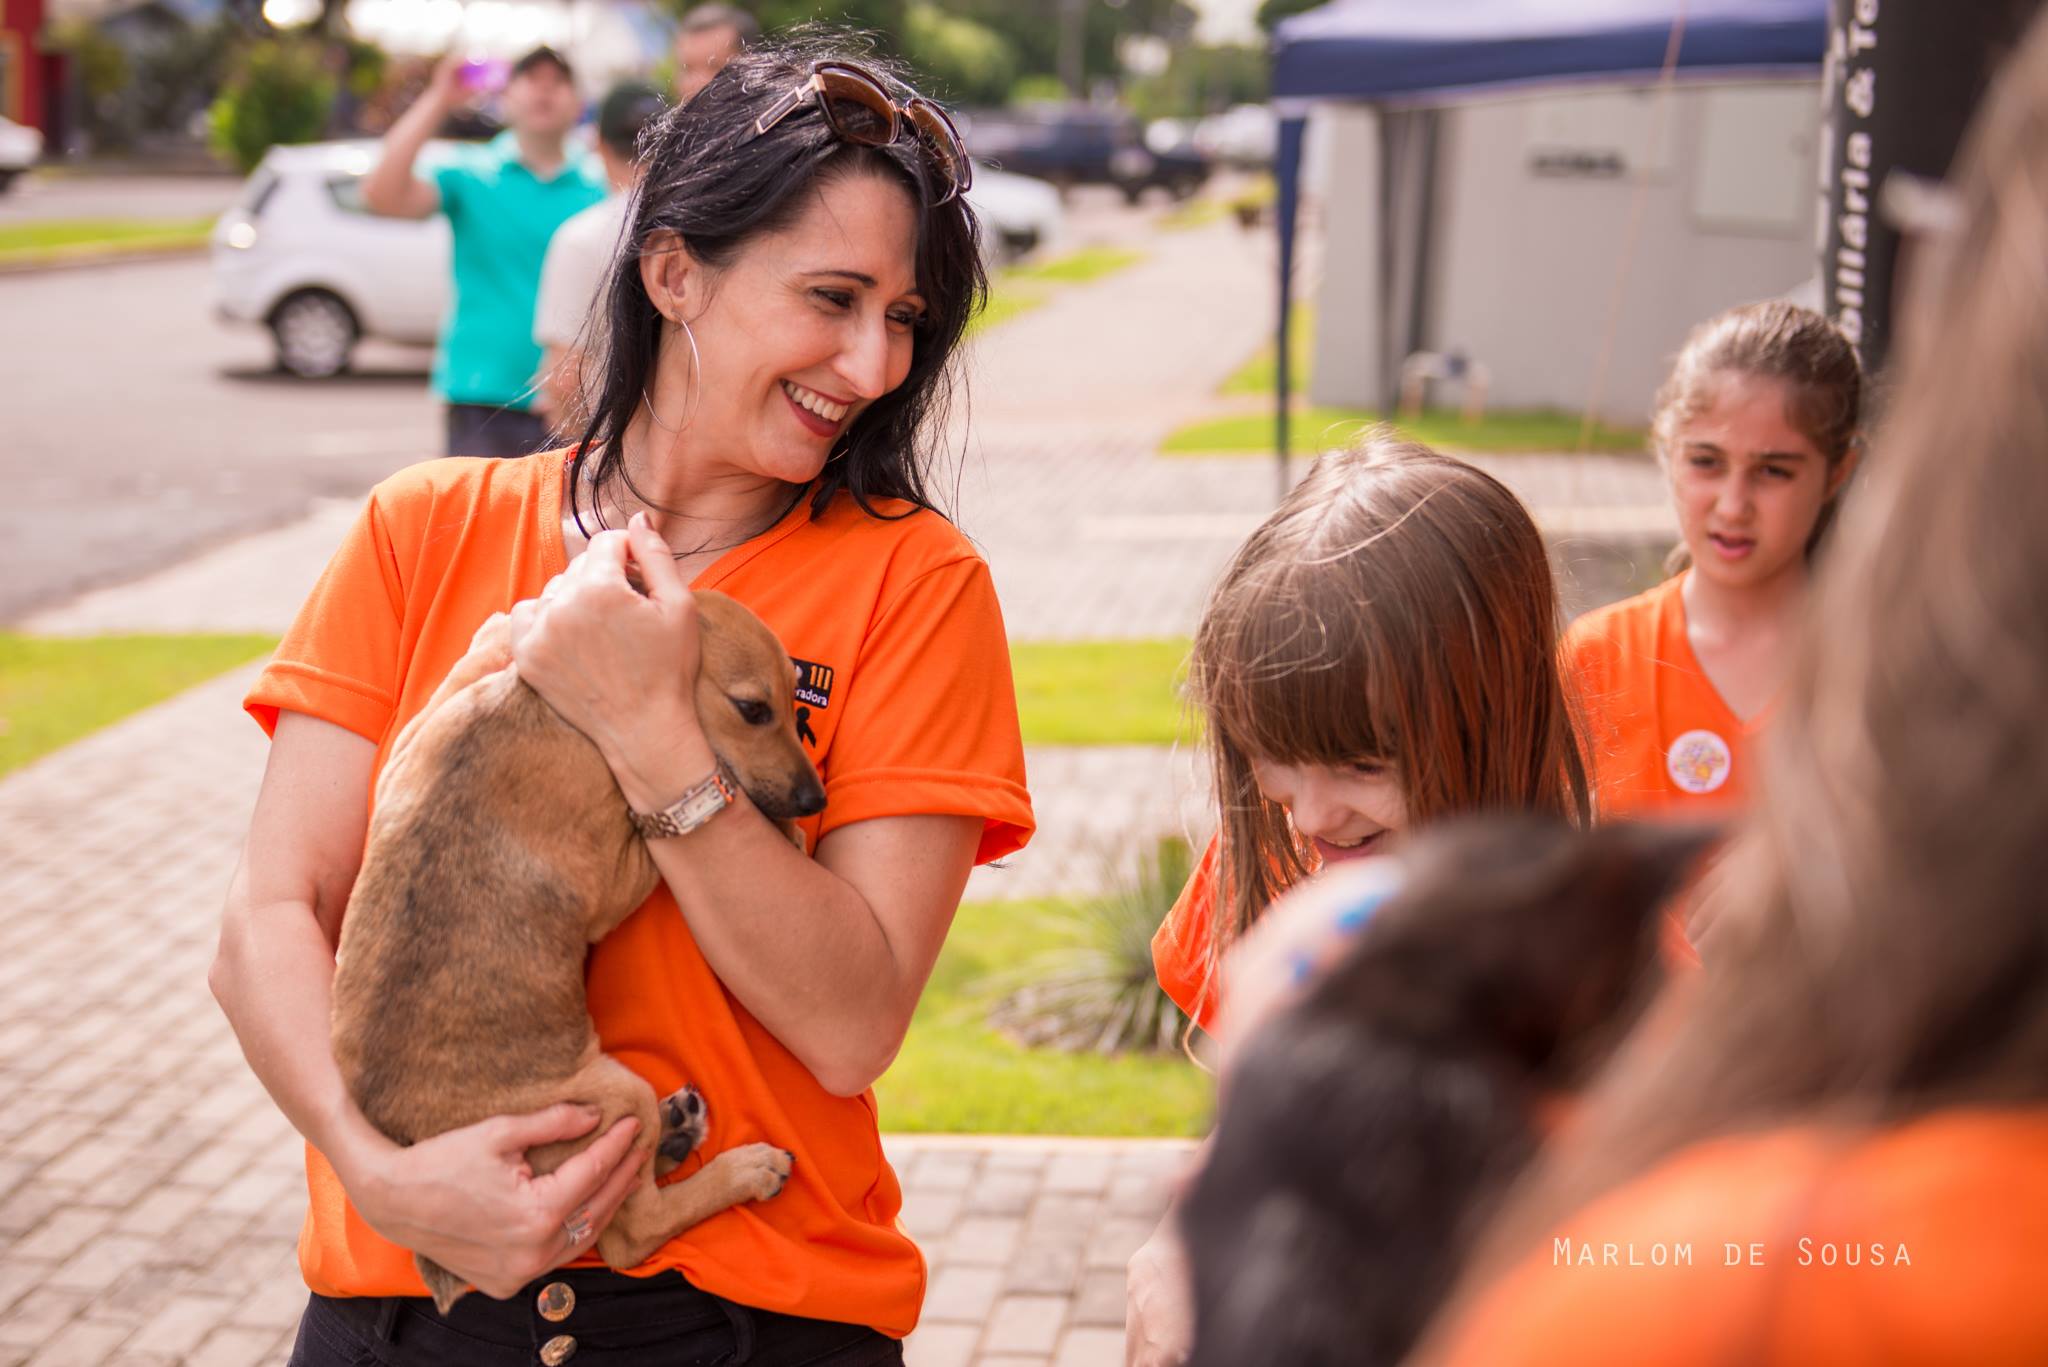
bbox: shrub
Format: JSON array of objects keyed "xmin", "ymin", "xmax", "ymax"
[
  {"xmin": 985, "ymin": 836, "xmax": 1196, "ymax": 1055},
  {"xmin": 210, "ymin": 38, "xmax": 334, "ymax": 173}
]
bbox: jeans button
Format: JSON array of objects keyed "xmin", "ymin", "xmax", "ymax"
[
  {"xmin": 540, "ymin": 1332, "xmax": 577, "ymax": 1365},
  {"xmin": 536, "ymin": 1281, "xmax": 575, "ymax": 1323}
]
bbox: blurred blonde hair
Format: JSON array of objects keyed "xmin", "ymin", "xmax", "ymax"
[{"xmin": 1446, "ymin": 5, "xmax": 2048, "ymax": 1315}]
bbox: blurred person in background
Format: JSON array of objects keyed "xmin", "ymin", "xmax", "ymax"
[
  {"xmin": 363, "ymin": 45, "xmax": 606, "ymax": 457},
  {"xmin": 674, "ymin": 4, "xmax": 759, "ymax": 104},
  {"xmin": 533, "ymin": 81, "xmax": 668, "ymax": 434},
  {"xmin": 1419, "ymin": 9, "xmax": 2048, "ymax": 1360},
  {"xmin": 1566, "ymin": 302, "xmax": 1861, "ymax": 825}
]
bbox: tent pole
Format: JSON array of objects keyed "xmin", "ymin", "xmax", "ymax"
[{"xmin": 1274, "ymin": 110, "xmax": 1308, "ymax": 502}]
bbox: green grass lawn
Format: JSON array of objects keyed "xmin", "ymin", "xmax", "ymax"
[
  {"xmin": 1005, "ymin": 245, "xmax": 1146, "ymax": 286},
  {"xmin": 1220, "ymin": 304, "xmax": 1316, "ymax": 397},
  {"xmin": 1157, "ymin": 197, "xmax": 1230, "ymax": 232},
  {"xmin": 1161, "ymin": 405, "xmax": 1647, "ymax": 456},
  {"xmin": 970, "ymin": 246, "xmax": 1148, "ymax": 336},
  {"xmin": 875, "ymin": 898, "xmax": 1212, "ymax": 1135},
  {"xmin": 0, "ymin": 632, "xmax": 278, "ymax": 776},
  {"xmin": 1010, "ymin": 638, "xmax": 1193, "ymax": 747},
  {"xmin": 0, "ymin": 217, "xmax": 215, "ymax": 266}
]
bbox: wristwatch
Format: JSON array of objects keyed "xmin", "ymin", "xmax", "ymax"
[{"xmin": 628, "ymin": 763, "xmax": 736, "ymax": 840}]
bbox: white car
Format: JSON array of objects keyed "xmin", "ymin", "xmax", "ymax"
[
  {"xmin": 0, "ymin": 116, "xmax": 43, "ymax": 194},
  {"xmin": 1195, "ymin": 104, "xmax": 1279, "ymax": 169},
  {"xmin": 212, "ymin": 139, "xmax": 1065, "ymax": 380},
  {"xmin": 212, "ymin": 141, "xmax": 452, "ymax": 378},
  {"xmin": 968, "ymin": 163, "xmax": 1063, "ymax": 260}
]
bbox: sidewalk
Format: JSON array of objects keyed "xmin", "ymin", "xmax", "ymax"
[{"xmin": 0, "ymin": 211, "xmax": 1666, "ymax": 1365}]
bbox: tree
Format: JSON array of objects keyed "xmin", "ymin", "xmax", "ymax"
[
  {"xmin": 1255, "ymin": 0, "xmax": 1323, "ymax": 34},
  {"xmin": 899, "ymin": 6, "xmax": 1018, "ymax": 105},
  {"xmin": 1127, "ymin": 43, "xmax": 1268, "ymax": 120},
  {"xmin": 210, "ymin": 37, "xmax": 335, "ymax": 172},
  {"xmin": 664, "ymin": 0, "xmax": 1197, "ymax": 96},
  {"xmin": 659, "ymin": 0, "xmax": 908, "ymax": 46}
]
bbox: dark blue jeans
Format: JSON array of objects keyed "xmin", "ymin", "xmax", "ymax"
[
  {"xmin": 445, "ymin": 403, "xmax": 554, "ymax": 459},
  {"xmin": 287, "ymin": 1266, "xmax": 903, "ymax": 1366}
]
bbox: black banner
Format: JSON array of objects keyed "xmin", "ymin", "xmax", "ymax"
[{"xmin": 1818, "ymin": 0, "xmax": 2041, "ymax": 374}]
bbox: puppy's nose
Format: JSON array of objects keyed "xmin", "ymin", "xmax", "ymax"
[{"xmin": 792, "ymin": 776, "xmax": 826, "ymax": 818}]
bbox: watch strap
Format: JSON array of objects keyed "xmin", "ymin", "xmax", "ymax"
[{"xmin": 629, "ymin": 763, "xmax": 736, "ymax": 840}]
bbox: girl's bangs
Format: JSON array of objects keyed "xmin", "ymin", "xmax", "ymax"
[{"xmin": 1200, "ymin": 571, "xmax": 1395, "ymax": 770}]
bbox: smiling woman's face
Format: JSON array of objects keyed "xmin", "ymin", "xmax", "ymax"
[{"xmin": 658, "ymin": 170, "xmax": 927, "ymax": 486}]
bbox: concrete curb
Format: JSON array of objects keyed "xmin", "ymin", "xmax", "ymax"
[{"xmin": 0, "ymin": 239, "xmax": 210, "ymax": 276}]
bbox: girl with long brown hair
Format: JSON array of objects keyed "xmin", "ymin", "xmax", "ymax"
[
  {"xmin": 1127, "ymin": 435, "xmax": 1590, "ymax": 1365},
  {"xmin": 1567, "ymin": 301, "xmax": 1861, "ymax": 819},
  {"xmin": 1427, "ymin": 10, "xmax": 2048, "ymax": 1360}
]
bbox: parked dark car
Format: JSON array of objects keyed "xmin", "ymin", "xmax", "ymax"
[{"xmin": 961, "ymin": 105, "xmax": 1211, "ymax": 204}]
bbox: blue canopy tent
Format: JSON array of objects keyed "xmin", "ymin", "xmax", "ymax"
[{"xmin": 1266, "ymin": 0, "xmax": 1827, "ymax": 491}]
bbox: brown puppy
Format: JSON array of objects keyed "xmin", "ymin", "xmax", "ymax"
[
  {"xmin": 1180, "ymin": 818, "xmax": 1716, "ymax": 1367},
  {"xmin": 330, "ymin": 591, "xmax": 827, "ymax": 1313}
]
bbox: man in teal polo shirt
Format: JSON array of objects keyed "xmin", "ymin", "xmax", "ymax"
[{"xmin": 363, "ymin": 46, "xmax": 606, "ymax": 457}]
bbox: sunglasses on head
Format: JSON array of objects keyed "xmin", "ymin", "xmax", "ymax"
[{"xmin": 752, "ymin": 60, "xmax": 972, "ymax": 206}]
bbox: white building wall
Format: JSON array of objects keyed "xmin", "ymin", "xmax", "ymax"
[
  {"xmin": 1312, "ymin": 81, "xmax": 1823, "ymax": 425},
  {"xmin": 1305, "ymin": 105, "xmax": 1385, "ymax": 416}
]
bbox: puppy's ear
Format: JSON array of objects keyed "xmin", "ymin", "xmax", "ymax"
[
  {"xmin": 1353, "ymin": 817, "xmax": 1720, "ymax": 1078},
  {"xmin": 1487, "ymin": 820, "xmax": 1720, "ymax": 1078}
]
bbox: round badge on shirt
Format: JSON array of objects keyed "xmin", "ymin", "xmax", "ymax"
[{"xmin": 1666, "ymin": 729, "xmax": 1733, "ymax": 795}]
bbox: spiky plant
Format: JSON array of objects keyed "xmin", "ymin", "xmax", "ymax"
[{"xmin": 985, "ymin": 836, "xmax": 1196, "ymax": 1055}]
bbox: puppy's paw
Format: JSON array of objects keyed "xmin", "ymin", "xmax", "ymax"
[
  {"xmin": 655, "ymin": 1085, "xmax": 709, "ymax": 1175},
  {"xmin": 711, "ymin": 1142, "xmax": 794, "ymax": 1202}
]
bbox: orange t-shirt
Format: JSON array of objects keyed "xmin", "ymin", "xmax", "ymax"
[
  {"xmin": 1151, "ymin": 832, "xmax": 1226, "ymax": 1033},
  {"xmin": 1152, "ymin": 829, "xmax": 1700, "ymax": 1036},
  {"xmin": 244, "ymin": 449, "xmax": 1035, "ymax": 1336},
  {"xmin": 1565, "ymin": 574, "xmax": 1757, "ymax": 821},
  {"xmin": 1436, "ymin": 1108, "xmax": 2048, "ymax": 1364}
]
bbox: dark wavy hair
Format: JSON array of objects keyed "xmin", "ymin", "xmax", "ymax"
[{"xmin": 571, "ymin": 34, "xmax": 985, "ymax": 526}]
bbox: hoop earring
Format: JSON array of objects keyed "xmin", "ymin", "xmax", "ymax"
[{"xmin": 642, "ymin": 314, "xmax": 703, "ymax": 434}]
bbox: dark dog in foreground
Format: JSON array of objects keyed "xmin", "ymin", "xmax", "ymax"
[
  {"xmin": 1180, "ymin": 818, "xmax": 1714, "ymax": 1367},
  {"xmin": 330, "ymin": 594, "xmax": 826, "ymax": 1313}
]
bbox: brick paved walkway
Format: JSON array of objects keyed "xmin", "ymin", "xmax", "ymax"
[{"xmin": 1, "ymin": 210, "xmax": 1667, "ymax": 1364}]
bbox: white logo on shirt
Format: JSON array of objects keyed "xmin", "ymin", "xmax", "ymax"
[{"xmin": 1666, "ymin": 729, "xmax": 1733, "ymax": 795}]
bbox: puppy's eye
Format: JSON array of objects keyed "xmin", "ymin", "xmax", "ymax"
[{"xmin": 731, "ymin": 698, "xmax": 773, "ymax": 727}]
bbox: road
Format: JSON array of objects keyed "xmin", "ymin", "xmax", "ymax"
[
  {"xmin": 0, "ymin": 254, "xmax": 441, "ymax": 620},
  {"xmin": 0, "ymin": 183, "xmax": 1187, "ymax": 622}
]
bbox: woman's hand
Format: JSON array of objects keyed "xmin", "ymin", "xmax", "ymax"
[
  {"xmin": 510, "ymin": 513, "xmax": 710, "ymax": 804},
  {"xmin": 347, "ymin": 1104, "xmax": 645, "ymax": 1299},
  {"xmin": 1126, "ymin": 1218, "xmax": 1196, "ymax": 1367}
]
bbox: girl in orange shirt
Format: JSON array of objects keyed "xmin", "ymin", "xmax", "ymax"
[
  {"xmin": 1566, "ymin": 301, "xmax": 1861, "ymax": 820},
  {"xmin": 1128, "ymin": 436, "xmax": 1591, "ymax": 1364}
]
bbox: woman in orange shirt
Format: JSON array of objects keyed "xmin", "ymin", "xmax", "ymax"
[
  {"xmin": 1127, "ymin": 437, "xmax": 1591, "ymax": 1364},
  {"xmin": 211, "ymin": 42, "xmax": 1031, "ymax": 1366},
  {"xmin": 1566, "ymin": 301, "xmax": 1861, "ymax": 820},
  {"xmin": 1427, "ymin": 17, "xmax": 2048, "ymax": 1360}
]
